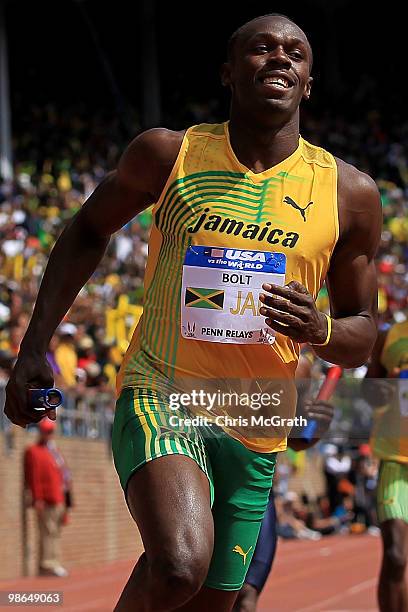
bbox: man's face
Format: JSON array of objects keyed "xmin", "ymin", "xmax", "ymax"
[{"xmin": 223, "ymin": 17, "xmax": 313, "ymax": 119}]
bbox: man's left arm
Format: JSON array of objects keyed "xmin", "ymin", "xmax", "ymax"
[
  {"xmin": 316, "ymin": 165, "xmax": 382, "ymax": 366},
  {"xmin": 260, "ymin": 164, "xmax": 382, "ymax": 368}
]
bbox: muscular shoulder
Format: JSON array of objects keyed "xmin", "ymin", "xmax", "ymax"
[
  {"xmin": 129, "ymin": 128, "xmax": 185, "ymax": 164},
  {"xmin": 335, "ymin": 157, "xmax": 379, "ymax": 202},
  {"xmin": 335, "ymin": 157, "xmax": 382, "ymax": 257},
  {"xmin": 118, "ymin": 128, "xmax": 185, "ymax": 200},
  {"xmin": 336, "ymin": 157, "xmax": 380, "ymax": 211}
]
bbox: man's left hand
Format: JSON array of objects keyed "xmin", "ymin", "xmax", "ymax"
[
  {"xmin": 260, "ymin": 280, "xmax": 327, "ymax": 344},
  {"xmin": 289, "ymin": 398, "xmax": 335, "ymax": 451}
]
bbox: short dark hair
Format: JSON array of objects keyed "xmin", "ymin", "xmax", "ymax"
[{"xmin": 227, "ymin": 13, "xmax": 313, "ymax": 70}]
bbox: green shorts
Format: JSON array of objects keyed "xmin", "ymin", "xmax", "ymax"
[
  {"xmin": 112, "ymin": 388, "xmax": 277, "ymax": 591},
  {"xmin": 377, "ymin": 460, "xmax": 408, "ymax": 524}
]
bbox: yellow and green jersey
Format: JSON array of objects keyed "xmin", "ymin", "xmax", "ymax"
[
  {"xmin": 117, "ymin": 122, "xmax": 339, "ymax": 453},
  {"xmin": 371, "ymin": 321, "xmax": 408, "ymax": 463}
]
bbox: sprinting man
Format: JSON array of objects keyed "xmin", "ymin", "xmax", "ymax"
[
  {"xmin": 5, "ymin": 13, "xmax": 381, "ymax": 612},
  {"xmin": 363, "ymin": 321, "xmax": 408, "ymax": 612}
]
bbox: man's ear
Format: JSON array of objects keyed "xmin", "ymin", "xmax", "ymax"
[
  {"xmin": 220, "ymin": 62, "xmax": 232, "ymax": 87},
  {"xmin": 303, "ymin": 76, "xmax": 313, "ymax": 101}
]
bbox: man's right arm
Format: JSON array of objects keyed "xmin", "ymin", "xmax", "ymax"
[{"xmin": 5, "ymin": 129, "xmax": 184, "ymax": 427}]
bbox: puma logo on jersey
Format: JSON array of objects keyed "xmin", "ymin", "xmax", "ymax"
[
  {"xmin": 283, "ymin": 196, "xmax": 314, "ymax": 222},
  {"xmin": 232, "ymin": 544, "xmax": 253, "ymax": 565}
]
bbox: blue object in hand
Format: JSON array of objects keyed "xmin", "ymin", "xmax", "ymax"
[
  {"xmin": 29, "ymin": 388, "xmax": 64, "ymax": 411},
  {"xmin": 301, "ymin": 419, "xmax": 318, "ymax": 442},
  {"xmin": 301, "ymin": 366, "xmax": 342, "ymax": 442}
]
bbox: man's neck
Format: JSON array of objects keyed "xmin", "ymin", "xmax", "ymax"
[{"xmin": 228, "ymin": 110, "xmax": 300, "ymax": 174}]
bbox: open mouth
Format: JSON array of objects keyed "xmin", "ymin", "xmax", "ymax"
[
  {"xmin": 257, "ymin": 72, "xmax": 295, "ymax": 93},
  {"xmin": 260, "ymin": 76, "xmax": 291, "ymax": 89}
]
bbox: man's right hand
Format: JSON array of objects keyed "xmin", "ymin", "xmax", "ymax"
[{"xmin": 5, "ymin": 351, "xmax": 56, "ymax": 427}]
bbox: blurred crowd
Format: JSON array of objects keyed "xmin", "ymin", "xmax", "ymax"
[{"xmin": 273, "ymin": 442, "xmax": 379, "ymax": 541}]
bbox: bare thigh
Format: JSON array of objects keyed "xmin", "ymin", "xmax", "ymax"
[{"xmin": 126, "ymin": 455, "xmax": 214, "ymax": 569}]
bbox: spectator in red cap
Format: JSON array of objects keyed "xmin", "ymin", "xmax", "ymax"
[{"xmin": 24, "ymin": 418, "xmax": 73, "ymax": 576}]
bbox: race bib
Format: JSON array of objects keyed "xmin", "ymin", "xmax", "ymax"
[{"xmin": 181, "ymin": 246, "xmax": 286, "ymax": 344}]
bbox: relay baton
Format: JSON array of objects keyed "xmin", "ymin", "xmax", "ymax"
[
  {"xmin": 29, "ymin": 388, "xmax": 64, "ymax": 411},
  {"xmin": 301, "ymin": 366, "xmax": 343, "ymax": 442}
]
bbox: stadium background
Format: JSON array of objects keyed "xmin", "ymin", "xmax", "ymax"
[{"xmin": 0, "ymin": 0, "xmax": 407, "ymax": 608}]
